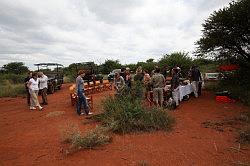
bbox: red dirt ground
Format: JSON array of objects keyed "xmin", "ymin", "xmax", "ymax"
[{"xmin": 0, "ymin": 84, "xmax": 249, "ymax": 166}]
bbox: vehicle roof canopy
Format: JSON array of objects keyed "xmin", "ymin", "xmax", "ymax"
[{"xmin": 34, "ymin": 63, "xmax": 63, "ymax": 67}]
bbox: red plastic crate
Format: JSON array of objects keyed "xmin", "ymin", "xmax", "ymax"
[{"xmin": 216, "ymin": 96, "xmax": 236, "ymax": 103}]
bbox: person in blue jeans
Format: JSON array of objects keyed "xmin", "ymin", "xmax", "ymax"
[{"xmin": 75, "ymin": 70, "xmax": 92, "ymax": 116}]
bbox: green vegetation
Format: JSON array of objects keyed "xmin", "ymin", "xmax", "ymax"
[
  {"xmin": 61, "ymin": 85, "xmax": 175, "ymax": 153},
  {"xmin": 196, "ymin": 0, "xmax": 250, "ymax": 61},
  {"xmin": 0, "ymin": 73, "xmax": 26, "ymax": 84},
  {"xmin": 158, "ymin": 52, "xmax": 193, "ymax": 77},
  {"xmin": 98, "ymin": 60, "xmax": 122, "ymax": 74},
  {"xmin": 1, "ymin": 62, "xmax": 29, "ymax": 74},
  {"xmin": 0, "ymin": 62, "xmax": 28, "ymax": 97},
  {"xmin": 93, "ymin": 95, "xmax": 175, "ymax": 134},
  {"xmin": 0, "ymin": 80, "xmax": 26, "ymax": 97}
]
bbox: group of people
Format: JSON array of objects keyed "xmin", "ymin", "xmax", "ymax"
[
  {"xmin": 113, "ymin": 65, "xmax": 202, "ymax": 108},
  {"xmin": 24, "ymin": 72, "xmax": 48, "ymax": 110},
  {"xmin": 24, "ymin": 65, "xmax": 200, "ymax": 115}
]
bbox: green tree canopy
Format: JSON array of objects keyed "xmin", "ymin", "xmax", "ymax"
[
  {"xmin": 158, "ymin": 52, "xmax": 193, "ymax": 77},
  {"xmin": 137, "ymin": 58, "xmax": 156, "ymax": 73},
  {"xmin": 3, "ymin": 62, "xmax": 29, "ymax": 74},
  {"xmin": 196, "ymin": 0, "xmax": 250, "ymax": 61},
  {"xmin": 99, "ymin": 60, "xmax": 121, "ymax": 74}
]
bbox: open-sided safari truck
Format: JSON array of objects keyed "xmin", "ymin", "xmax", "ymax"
[
  {"xmin": 69, "ymin": 62, "xmax": 103, "ymax": 83},
  {"xmin": 34, "ymin": 63, "xmax": 64, "ymax": 94}
]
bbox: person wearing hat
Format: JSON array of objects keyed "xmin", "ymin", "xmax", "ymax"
[
  {"xmin": 125, "ymin": 67, "xmax": 132, "ymax": 91},
  {"xmin": 114, "ymin": 72, "xmax": 126, "ymax": 96},
  {"xmin": 24, "ymin": 71, "xmax": 32, "ymax": 106},
  {"xmin": 120, "ymin": 67, "xmax": 126, "ymax": 80}
]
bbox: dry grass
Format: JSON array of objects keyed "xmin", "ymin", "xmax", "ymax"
[
  {"xmin": 0, "ymin": 80, "xmax": 26, "ymax": 97},
  {"xmin": 71, "ymin": 127, "xmax": 112, "ymax": 150},
  {"xmin": 61, "ymin": 123, "xmax": 112, "ymax": 153},
  {"xmin": 46, "ymin": 111, "xmax": 65, "ymax": 118},
  {"xmin": 239, "ymin": 125, "xmax": 250, "ymax": 144},
  {"xmin": 137, "ymin": 160, "xmax": 150, "ymax": 166}
]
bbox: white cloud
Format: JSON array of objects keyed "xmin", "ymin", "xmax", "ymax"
[{"xmin": 0, "ymin": 0, "xmax": 231, "ymax": 69}]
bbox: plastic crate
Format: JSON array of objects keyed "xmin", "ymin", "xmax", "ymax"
[{"xmin": 216, "ymin": 96, "xmax": 236, "ymax": 103}]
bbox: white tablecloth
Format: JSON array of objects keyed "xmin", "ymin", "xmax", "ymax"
[{"xmin": 179, "ymin": 84, "xmax": 193, "ymax": 101}]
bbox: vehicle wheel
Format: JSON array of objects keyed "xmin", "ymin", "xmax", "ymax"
[{"xmin": 49, "ymin": 84, "xmax": 55, "ymax": 94}]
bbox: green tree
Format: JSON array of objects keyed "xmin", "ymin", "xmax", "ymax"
[
  {"xmin": 99, "ymin": 60, "xmax": 121, "ymax": 74},
  {"xmin": 137, "ymin": 58, "xmax": 156, "ymax": 73},
  {"xmin": 158, "ymin": 52, "xmax": 192, "ymax": 77},
  {"xmin": 3, "ymin": 62, "xmax": 29, "ymax": 74},
  {"xmin": 124, "ymin": 64, "xmax": 137, "ymax": 73},
  {"xmin": 196, "ymin": 0, "xmax": 250, "ymax": 61}
]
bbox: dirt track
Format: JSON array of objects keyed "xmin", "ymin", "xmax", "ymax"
[{"xmin": 0, "ymin": 84, "xmax": 249, "ymax": 166}]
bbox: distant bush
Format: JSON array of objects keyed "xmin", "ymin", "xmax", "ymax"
[
  {"xmin": 0, "ymin": 80, "xmax": 26, "ymax": 97},
  {"xmin": 158, "ymin": 52, "xmax": 193, "ymax": 77},
  {"xmin": 217, "ymin": 68, "xmax": 250, "ymax": 105},
  {"xmin": 63, "ymin": 76, "xmax": 74, "ymax": 83},
  {"xmin": 93, "ymin": 95, "xmax": 175, "ymax": 134},
  {"xmin": 0, "ymin": 73, "xmax": 26, "ymax": 84}
]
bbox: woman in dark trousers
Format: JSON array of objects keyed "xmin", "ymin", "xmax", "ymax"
[
  {"xmin": 75, "ymin": 70, "xmax": 92, "ymax": 116},
  {"xmin": 24, "ymin": 71, "xmax": 32, "ymax": 106}
]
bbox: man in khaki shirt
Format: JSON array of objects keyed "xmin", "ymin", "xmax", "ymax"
[{"xmin": 151, "ymin": 67, "xmax": 165, "ymax": 107}]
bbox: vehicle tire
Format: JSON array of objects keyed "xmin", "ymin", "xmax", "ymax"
[{"xmin": 49, "ymin": 84, "xmax": 55, "ymax": 94}]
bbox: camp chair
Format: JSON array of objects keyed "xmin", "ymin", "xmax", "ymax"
[
  {"xmin": 94, "ymin": 81, "xmax": 102, "ymax": 92},
  {"xmin": 85, "ymin": 82, "xmax": 94, "ymax": 94},
  {"xmin": 69, "ymin": 84, "xmax": 93, "ymax": 109},
  {"xmin": 103, "ymin": 80, "xmax": 112, "ymax": 90}
]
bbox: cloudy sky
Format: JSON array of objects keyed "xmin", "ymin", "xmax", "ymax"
[{"xmin": 0, "ymin": 0, "xmax": 231, "ymax": 69}]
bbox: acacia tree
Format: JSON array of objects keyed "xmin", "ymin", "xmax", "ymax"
[
  {"xmin": 196, "ymin": 0, "xmax": 250, "ymax": 62},
  {"xmin": 3, "ymin": 62, "xmax": 29, "ymax": 74}
]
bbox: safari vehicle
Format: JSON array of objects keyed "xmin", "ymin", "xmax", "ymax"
[
  {"xmin": 204, "ymin": 72, "xmax": 221, "ymax": 81},
  {"xmin": 108, "ymin": 69, "xmax": 121, "ymax": 82},
  {"xmin": 34, "ymin": 63, "xmax": 64, "ymax": 94},
  {"xmin": 72, "ymin": 62, "xmax": 103, "ymax": 83}
]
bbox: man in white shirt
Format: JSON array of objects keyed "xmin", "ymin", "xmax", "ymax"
[{"xmin": 38, "ymin": 72, "xmax": 48, "ymax": 105}]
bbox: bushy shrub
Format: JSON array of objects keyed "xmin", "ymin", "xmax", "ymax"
[
  {"xmin": 217, "ymin": 68, "xmax": 250, "ymax": 105},
  {"xmin": 71, "ymin": 127, "xmax": 112, "ymax": 149},
  {"xmin": 61, "ymin": 123, "xmax": 112, "ymax": 150},
  {"xmin": 158, "ymin": 52, "xmax": 193, "ymax": 77},
  {"xmin": 0, "ymin": 80, "xmax": 26, "ymax": 97},
  {"xmin": 93, "ymin": 95, "xmax": 175, "ymax": 134},
  {"xmin": 0, "ymin": 73, "xmax": 26, "ymax": 84}
]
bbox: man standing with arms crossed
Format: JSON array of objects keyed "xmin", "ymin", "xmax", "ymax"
[{"xmin": 38, "ymin": 72, "xmax": 48, "ymax": 105}]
